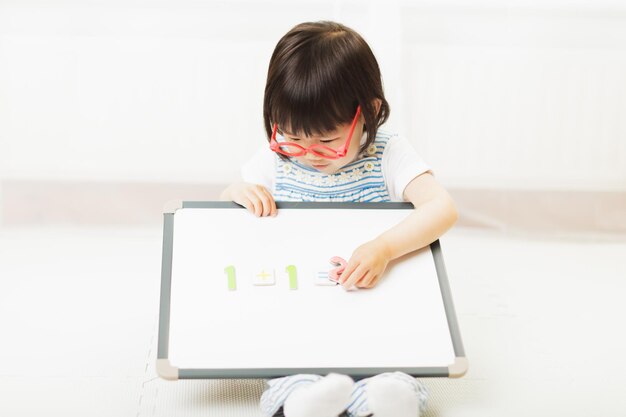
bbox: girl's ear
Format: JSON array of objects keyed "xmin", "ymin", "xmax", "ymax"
[
  {"xmin": 372, "ymin": 99, "xmax": 382, "ymax": 117},
  {"xmin": 360, "ymin": 99, "xmax": 383, "ymax": 125}
]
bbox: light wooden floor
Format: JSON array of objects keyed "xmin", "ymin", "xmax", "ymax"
[{"xmin": 0, "ymin": 226, "xmax": 625, "ymax": 416}]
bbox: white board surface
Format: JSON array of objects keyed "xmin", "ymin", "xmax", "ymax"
[{"xmin": 167, "ymin": 207, "xmax": 455, "ymax": 370}]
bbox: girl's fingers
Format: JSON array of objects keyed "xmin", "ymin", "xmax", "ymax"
[
  {"xmin": 339, "ymin": 260, "xmax": 358, "ymax": 285},
  {"xmin": 236, "ymin": 196, "xmax": 256, "ymax": 215},
  {"xmin": 249, "ymin": 186, "xmax": 274, "ymax": 217},
  {"xmin": 242, "ymin": 190, "xmax": 262, "ymax": 216},
  {"xmin": 238, "ymin": 186, "xmax": 276, "ymax": 217},
  {"xmin": 261, "ymin": 188, "xmax": 278, "ymax": 216},
  {"xmin": 355, "ymin": 272, "xmax": 372, "ymax": 288},
  {"xmin": 250, "ymin": 187, "xmax": 269, "ymax": 217},
  {"xmin": 342, "ymin": 264, "xmax": 366, "ymax": 290},
  {"xmin": 359, "ymin": 273, "xmax": 378, "ymax": 289},
  {"xmin": 262, "ymin": 187, "xmax": 277, "ymax": 216}
]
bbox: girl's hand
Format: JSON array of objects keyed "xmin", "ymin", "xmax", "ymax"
[
  {"xmin": 220, "ymin": 182, "xmax": 277, "ymax": 217},
  {"xmin": 339, "ymin": 238, "xmax": 392, "ymax": 290}
]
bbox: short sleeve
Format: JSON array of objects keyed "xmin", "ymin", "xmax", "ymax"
[
  {"xmin": 382, "ymin": 135, "xmax": 432, "ymax": 201},
  {"xmin": 241, "ymin": 145, "xmax": 277, "ymax": 191}
]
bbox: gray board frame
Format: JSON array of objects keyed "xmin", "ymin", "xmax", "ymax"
[{"xmin": 156, "ymin": 201, "xmax": 468, "ymax": 381}]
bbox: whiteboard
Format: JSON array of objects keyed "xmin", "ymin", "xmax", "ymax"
[{"xmin": 157, "ymin": 202, "xmax": 467, "ymax": 380}]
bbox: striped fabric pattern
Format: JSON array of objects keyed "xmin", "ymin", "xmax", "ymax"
[
  {"xmin": 260, "ymin": 374, "xmax": 323, "ymax": 416},
  {"xmin": 260, "ymin": 372, "xmax": 428, "ymax": 417},
  {"xmin": 273, "ymin": 132, "xmax": 393, "ymax": 202}
]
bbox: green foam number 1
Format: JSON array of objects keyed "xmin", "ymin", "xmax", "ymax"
[
  {"xmin": 286, "ymin": 265, "xmax": 297, "ymax": 290},
  {"xmin": 224, "ymin": 265, "xmax": 236, "ymax": 291}
]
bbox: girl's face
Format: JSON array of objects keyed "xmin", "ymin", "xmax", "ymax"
[{"xmin": 282, "ymin": 115, "xmax": 365, "ymax": 175}]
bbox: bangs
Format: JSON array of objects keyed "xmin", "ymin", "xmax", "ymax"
[
  {"xmin": 268, "ymin": 72, "xmax": 358, "ymax": 138},
  {"xmin": 270, "ymin": 97, "xmax": 358, "ymax": 138}
]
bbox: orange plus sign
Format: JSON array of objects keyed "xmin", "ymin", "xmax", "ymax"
[{"xmin": 257, "ymin": 270, "xmax": 271, "ymax": 280}]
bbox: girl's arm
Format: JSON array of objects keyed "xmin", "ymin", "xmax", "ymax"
[
  {"xmin": 380, "ymin": 172, "xmax": 458, "ymax": 260},
  {"xmin": 339, "ymin": 173, "xmax": 458, "ymax": 289}
]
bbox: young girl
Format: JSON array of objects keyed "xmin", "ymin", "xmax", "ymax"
[{"xmin": 221, "ymin": 21, "xmax": 458, "ymax": 417}]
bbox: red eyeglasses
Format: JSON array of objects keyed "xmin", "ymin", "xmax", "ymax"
[{"xmin": 269, "ymin": 105, "xmax": 361, "ymax": 159}]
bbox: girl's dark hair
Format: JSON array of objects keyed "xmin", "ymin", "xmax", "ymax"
[{"xmin": 263, "ymin": 21, "xmax": 390, "ymax": 155}]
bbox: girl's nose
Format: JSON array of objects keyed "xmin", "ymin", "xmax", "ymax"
[{"xmin": 304, "ymin": 151, "xmax": 323, "ymax": 162}]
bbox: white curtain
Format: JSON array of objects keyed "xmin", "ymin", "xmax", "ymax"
[{"xmin": 1, "ymin": 0, "xmax": 625, "ymax": 190}]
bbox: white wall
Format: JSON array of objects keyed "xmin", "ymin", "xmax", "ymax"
[{"xmin": 1, "ymin": 0, "xmax": 625, "ymax": 190}]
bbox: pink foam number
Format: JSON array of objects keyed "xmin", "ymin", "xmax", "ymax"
[{"xmin": 328, "ymin": 256, "xmax": 347, "ymax": 282}]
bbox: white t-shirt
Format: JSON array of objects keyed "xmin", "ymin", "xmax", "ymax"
[{"xmin": 241, "ymin": 130, "xmax": 431, "ymax": 202}]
